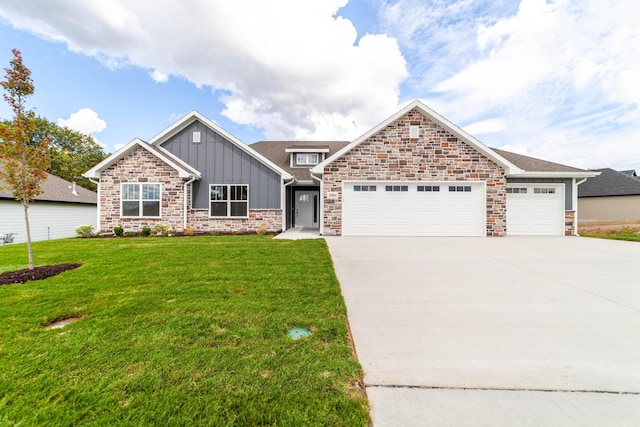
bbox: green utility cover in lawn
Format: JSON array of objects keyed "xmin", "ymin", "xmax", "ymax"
[{"xmin": 288, "ymin": 328, "xmax": 312, "ymax": 340}]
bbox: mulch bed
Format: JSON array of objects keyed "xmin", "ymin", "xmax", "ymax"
[{"xmin": 0, "ymin": 264, "xmax": 82, "ymax": 285}]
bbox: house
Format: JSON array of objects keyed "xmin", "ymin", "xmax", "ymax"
[
  {"xmin": 84, "ymin": 100, "xmax": 596, "ymax": 237},
  {"xmin": 0, "ymin": 171, "xmax": 97, "ymax": 244},
  {"xmin": 577, "ymin": 168, "xmax": 640, "ymax": 222}
]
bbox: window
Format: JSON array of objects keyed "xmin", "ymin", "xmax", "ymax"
[
  {"xmin": 295, "ymin": 153, "xmax": 320, "ymax": 166},
  {"xmin": 122, "ymin": 183, "xmax": 161, "ymax": 217},
  {"xmin": 507, "ymin": 187, "xmax": 528, "ymax": 194},
  {"xmin": 210, "ymin": 184, "xmax": 248, "ymax": 217},
  {"xmin": 534, "ymin": 187, "xmax": 556, "ymax": 194},
  {"xmin": 449, "ymin": 186, "xmax": 472, "ymax": 192},
  {"xmin": 418, "ymin": 185, "xmax": 440, "ymax": 192},
  {"xmin": 353, "ymin": 185, "xmax": 377, "ymax": 192},
  {"xmin": 385, "ymin": 185, "xmax": 408, "ymax": 192}
]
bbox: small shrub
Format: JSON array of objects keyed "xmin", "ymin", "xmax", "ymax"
[
  {"xmin": 141, "ymin": 226, "xmax": 151, "ymax": 237},
  {"xmin": 256, "ymin": 225, "xmax": 267, "ymax": 235},
  {"xmin": 152, "ymin": 222, "xmax": 173, "ymax": 237},
  {"xmin": 124, "ymin": 231, "xmax": 134, "ymax": 237},
  {"xmin": 183, "ymin": 223, "xmax": 195, "ymax": 236},
  {"xmin": 210, "ymin": 230, "xmax": 218, "ymax": 236},
  {"xmin": 75, "ymin": 224, "xmax": 95, "ymax": 238},
  {"xmin": 113, "ymin": 225, "xmax": 124, "ymax": 236}
]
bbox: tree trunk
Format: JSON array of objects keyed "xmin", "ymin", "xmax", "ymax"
[{"xmin": 23, "ymin": 199, "xmax": 34, "ymax": 270}]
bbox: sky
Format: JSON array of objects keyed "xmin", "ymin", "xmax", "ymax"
[{"xmin": 0, "ymin": 0, "xmax": 638, "ymax": 172}]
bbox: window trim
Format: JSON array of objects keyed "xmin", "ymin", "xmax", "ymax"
[
  {"xmin": 448, "ymin": 185, "xmax": 472, "ymax": 192},
  {"xmin": 353, "ymin": 185, "xmax": 377, "ymax": 192},
  {"xmin": 209, "ymin": 184, "xmax": 249, "ymax": 218},
  {"xmin": 292, "ymin": 152, "xmax": 323, "ymax": 167},
  {"xmin": 120, "ymin": 183, "xmax": 162, "ymax": 218}
]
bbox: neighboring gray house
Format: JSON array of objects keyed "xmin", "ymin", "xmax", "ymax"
[
  {"xmin": 578, "ymin": 168, "xmax": 640, "ymax": 222},
  {"xmin": 0, "ymin": 172, "xmax": 97, "ymax": 244},
  {"xmin": 85, "ymin": 101, "xmax": 597, "ymax": 237}
]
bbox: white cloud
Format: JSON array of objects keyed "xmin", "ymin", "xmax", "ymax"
[
  {"xmin": 57, "ymin": 108, "xmax": 107, "ymax": 147},
  {"xmin": 0, "ymin": 0, "xmax": 408, "ymax": 140},
  {"xmin": 463, "ymin": 118, "xmax": 506, "ymax": 136},
  {"xmin": 149, "ymin": 69, "xmax": 169, "ymax": 83},
  {"xmin": 380, "ymin": 0, "xmax": 640, "ymax": 170}
]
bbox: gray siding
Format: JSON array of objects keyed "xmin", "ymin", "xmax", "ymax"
[
  {"xmin": 507, "ymin": 178, "xmax": 573, "ymax": 210},
  {"xmin": 160, "ymin": 121, "xmax": 281, "ymax": 210}
]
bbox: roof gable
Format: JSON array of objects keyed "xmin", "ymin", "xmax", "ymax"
[
  {"xmin": 312, "ymin": 100, "xmax": 522, "ymax": 175},
  {"xmin": 149, "ymin": 111, "xmax": 292, "ymax": 180},
  {"xmin": 84, "ymin": 138, "xmax": 201, "ymax": 179},
  {"xmin": 578, "ymin": 168, "xmax": 640, "ymax": 197}
]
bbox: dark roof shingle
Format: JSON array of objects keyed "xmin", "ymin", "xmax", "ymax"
[
  {"xmin": 491, "ymin": 148, "xmax": 587, "ymax": 173},
  {"xmin": 250, "ymin": 141, "xmax": 349, "ymax": 181},
  {"xmin": 578, "ymin": 168, "xmax": 640, "ymax": 197},
  {"xmin": 0, "ymin": 169, "xmax": 97, "ymax": 204}
]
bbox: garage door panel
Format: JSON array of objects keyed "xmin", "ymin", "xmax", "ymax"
[
  {"xmin": 343, "ymin": 182, "xmax": 484, "ymax": 236},
  {"xmin": 506, "ymin": 185, "xmax": 563, "ymax": 235}
]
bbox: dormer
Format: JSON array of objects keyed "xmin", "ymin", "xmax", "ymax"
[{"xmin": 286, "ymin": 146, "xmax": 330, "ymax": 168}]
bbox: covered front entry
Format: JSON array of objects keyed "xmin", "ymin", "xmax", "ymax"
[
  {"xmin": 506, "ymin": 183, "xmax": 564, "ymax": 235},
  {"xmin": 293, "ymin": 190, "xmax": 319, "ymax": 228},
  {"xmin": 342, "ymin": 181, "xmax": 485, "ymax": 236}
]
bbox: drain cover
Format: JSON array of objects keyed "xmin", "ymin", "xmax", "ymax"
[
  {"xmin": 44, "ymin": 317, "xmax": 80, "ymax": 330},
  {"xmin": 287, "ymin": 327, "xmax": 311, "ymax": 340}
]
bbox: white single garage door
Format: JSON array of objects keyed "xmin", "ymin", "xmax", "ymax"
[
  {"xmin": 342, "ymin": 182, "xmax": 485, "ymax": 236},
  {"xmin": 506, "ymin": 184, "xmax": 564, "ymax": 235}
]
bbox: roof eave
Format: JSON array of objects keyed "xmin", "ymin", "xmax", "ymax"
[
  {"xmin": 83, "ymin": 138, "xmax": 202, "ymax": 180},
  {"xmin": 508, "ymin": 171, "xmax": 600, "ymax": 179}
]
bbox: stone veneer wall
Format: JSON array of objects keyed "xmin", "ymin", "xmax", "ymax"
[
  {"xmin": 188, "ymin": 209, "xmax": 282, "ymax": 234},
  {"xmin": 323, "ymin": 108, "xmax": 507, "ymax": 236},
  {"xmin": 565, "ymin": 210, "xmax": 576, "ymax": 236},
  {"xmin": 99, "ymin": 148, "xmax": 186, "ymax": 232}
]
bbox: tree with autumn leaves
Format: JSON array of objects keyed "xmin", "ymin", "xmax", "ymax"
[{"xmin": 0, "ymin": 49, "xmax": 51, "ymax": 270}]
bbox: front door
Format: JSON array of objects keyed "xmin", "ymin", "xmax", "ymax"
[{"xmin": 295, "ymin": 191, "xmax": 319, "ymax": 228}]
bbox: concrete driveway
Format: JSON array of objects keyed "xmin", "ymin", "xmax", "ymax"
[{"xmin": 325, "ymin": 236, "xmax": 640, "ymax": 426}]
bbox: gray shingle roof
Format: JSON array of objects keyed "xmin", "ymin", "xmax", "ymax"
[
  {"xmin": 577, "ymin": 168, "xmax": 640, "ymax": 197},
  {"xmin": 250, "ymin": 141, "xmax": 590, "ymax": 181},
  {"xmin": 250, "ymin": 141, "xmax": 350, "ymax": 181},
  {"xmin": 0, "ymin": 169, "xmax": 97, "ymax": 204},
  {"xmin": 491, "ymin": 148, "xmax": 587, "ymax": 173}
]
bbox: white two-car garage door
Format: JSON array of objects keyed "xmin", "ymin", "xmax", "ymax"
[
  {"xmin": 342, "ymin": 182, "xmax": 485, "ymax": 236},
  {"xmin": 506, "ymin": 184, "xmax": 564, "ymax": 235}
]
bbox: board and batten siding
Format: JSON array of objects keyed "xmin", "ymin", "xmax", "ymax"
[
  {"xmin": 0, "ymin": 200, "xmax": 96, "ymax": 244},
  {"xmin": 160, "ymin": 121, "xmax": 281, "ymax": 210}
]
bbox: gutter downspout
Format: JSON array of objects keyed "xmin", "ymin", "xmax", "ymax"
[
  {"xmin": 311, "ymin": 172, "xmax": 323, "ymax": 236},
  {"xmin": 89, "ymin": 178, "xmax": 100, "ymax": 232},
  {"xmin": 282, "ymin": 178, "xmax": 295, "ymax": 232},
  {"xmin": 184, "ymin": 175, "xmax": 197, "ymax": 230},
  {"xmin": 574, "ymin": 178, "xmax": 588, "ymax": 236}
]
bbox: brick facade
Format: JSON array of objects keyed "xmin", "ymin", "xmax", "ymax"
[
  {"xmin": 99, "ymin": 148, "xmax": 187, "ymax": 233},
  {"xmin": 322, "ymin": 108, "xmax": 507, "ymax": 236},
  {"xmin": 565, "ymin": 210, "xmax": 576, "ymax": 236},
  {"xmin": 188, "ymin": 209, "xmax": 282, "ymax": 234},
  {"xmin": 99, "ymin": 147, "xmax": 283, "ymax": 234}
]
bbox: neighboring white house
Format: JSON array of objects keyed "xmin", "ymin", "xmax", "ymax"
[{"xmin": 0, "ymin": 171, "xmax": 97, "ymax": 244}]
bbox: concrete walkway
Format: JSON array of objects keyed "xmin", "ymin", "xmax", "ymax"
[
  {"xmin": 272, "ymin": 226, "xmax": 322, "ymax": 240},
  {"xmin": 326, "ymin": 236, "xmax": 640, "ymax": 426}
]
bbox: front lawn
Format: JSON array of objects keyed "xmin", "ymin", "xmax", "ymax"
[{"xmin": 0, "ymin": 236, "xmax": 369, "ymax": 426}]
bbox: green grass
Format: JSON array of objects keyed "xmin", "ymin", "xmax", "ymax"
[
  {"xmin": 0, "ymin": 236, "xmax": 369, "ymax": 426},
  {"xmin": 583, "ymin": 233, "xmax": 640, "ymax": 242},
  {"xmin": 582, "ymin": 226, "xmax": 640, "ymax": 242}
]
